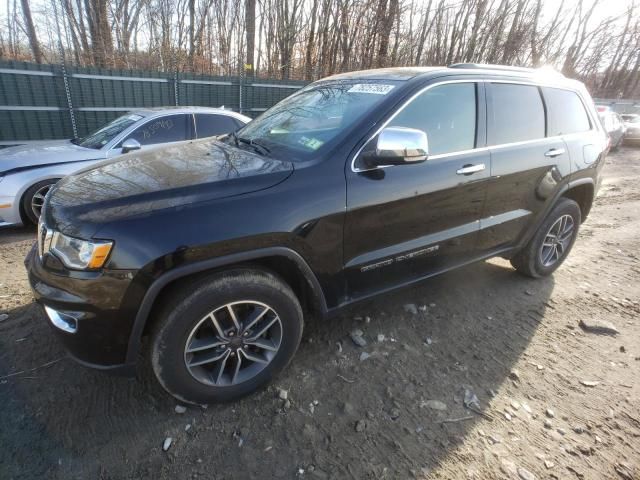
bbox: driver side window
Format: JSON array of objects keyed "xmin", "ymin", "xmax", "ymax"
[
  {"xmin": 388, "ymin": 83, "xmax": 477, "ymax": 156},
  {"xmin": 124, "ymin": 114, "xmax": 189, "ymax": 146}
]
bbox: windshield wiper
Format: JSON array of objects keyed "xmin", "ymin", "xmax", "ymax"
[{"xmin": 237, "ymin": 136, "xmax": 271, "ymax": 156}]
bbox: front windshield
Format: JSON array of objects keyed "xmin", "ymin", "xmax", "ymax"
[
  {"xmin": 235, "ymin": 81, "xmax": 401, "ymax": 159},
  {"xmin": 76, "ymin": 114, "xmax": 143, "ymax": 149}
]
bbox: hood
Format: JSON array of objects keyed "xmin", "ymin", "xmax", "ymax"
[
  {"xmin": 45, "ymin": 138, "xmax": 293, "ymax": 236},
  {"xmin": 0, "ymin": 139, "xmax": 104, "ymax": 174}
]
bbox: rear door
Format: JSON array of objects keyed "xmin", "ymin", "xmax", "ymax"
[
  {"xmin": 542, "ymin": 87, "xmax": 606, "ymax": 162},
  {"xmin": 195, "ymin": 113, "xmax": 243, "ymax": 139},
  {"xmin": 344, "ymin": 81, "xmax": 490, "ymax": 299},
  {"xmin": 477, "ymin": 82, "xmax": 570, "ymax": 252}
]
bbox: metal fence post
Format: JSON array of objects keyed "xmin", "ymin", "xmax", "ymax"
[
  {"xmin": 239, "ymin": 68, "xmax": 244, "ymax": 114},
  {"xmin": 60, "ymin": 62, "xmax": 77, "ymax": 139},
  {"xmin": 174, "ymin": 69, "xmax": 179, "ymax": 106}
]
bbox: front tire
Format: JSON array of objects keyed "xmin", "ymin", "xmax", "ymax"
[
  {"xmin": 511, "ymin": 198, "xmax": 581, "ymax": 278},
  {"xmin": 151, "ymin": 269, "xmax": 303, "ymax": 404},
  {"xmin": 22, "ymin": 179, "xmax": 60, "ymax": 225}
]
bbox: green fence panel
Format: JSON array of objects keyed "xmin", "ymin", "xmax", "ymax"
[
  {"xmin": 0, "ymin": 61, "xmax": 74, "ymax": 140},
  {"xmin": 0, "ymin": 61, "xmax": 310, "ymax": 141}
]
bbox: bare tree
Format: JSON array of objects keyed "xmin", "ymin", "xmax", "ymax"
[{"xmin": 19, "ymin": 0, "xmax": 43, "ymax": 62}]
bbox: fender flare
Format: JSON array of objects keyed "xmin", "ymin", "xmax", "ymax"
[
  {"xmin": 125, "ymin": 246, "xmax": 328, "ymax": 364},
  {"xmin": 515, "ymin": 177, "xmax": 595, "ymax": 252}
]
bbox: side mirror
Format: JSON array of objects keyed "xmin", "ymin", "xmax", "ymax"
[
  {"xmin": 121, "ymin": 138, "xmax": 141, "ymax": 154},
  {"xmin": 360, "ymin": 127, "xmax": 428, "ymax": 169}
]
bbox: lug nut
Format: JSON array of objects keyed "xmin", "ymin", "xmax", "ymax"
[
  {"xmin": 230, "ymin": 351, "xmax": 236, "ymax": 357},
  {"xmin": 228, "ymin": 331, "xmax": 235, "ymax": 337},
  {"xmin": 243, "ymin": 332, "xmax": 249, "ymax": 337}
]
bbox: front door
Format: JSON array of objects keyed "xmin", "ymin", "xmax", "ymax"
[{"xmin": 344, "ymin": 81, "xmax": 490, "ymax": 300}]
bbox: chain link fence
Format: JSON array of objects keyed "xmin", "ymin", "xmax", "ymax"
[{"xmin": 0, "ymin": 60, "xmax": 309, "ymax": 142}]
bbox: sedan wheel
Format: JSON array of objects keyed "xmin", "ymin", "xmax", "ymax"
[
  {"xmin": 31, "ymin": 184, "xmax": 54, "ymax": 220},
  {"xmin": 22, "ymin": 179, "xmax": 60, "ymax": 225}
]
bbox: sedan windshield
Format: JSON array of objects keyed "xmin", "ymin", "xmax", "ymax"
[
  {"xmin": 234, "ymin": 81, "xmax": 401, "ymax": 160},
  {"xmin": 75, "ymin": 114, "xmax": 143, "ymax": 149}
]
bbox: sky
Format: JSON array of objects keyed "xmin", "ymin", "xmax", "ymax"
[{"xmin": 0, "ymin": 0, "xmax": 635, "ymax": 49}]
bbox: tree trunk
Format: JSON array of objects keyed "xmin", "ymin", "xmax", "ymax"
[
  {"xmin": 20, "ymin": 0, "xmax": 43, "ymax": 63},
  {"xmin": 376, "ymin": 0, "xmax": 398, "ymax": 67},
  {"xmin": 304, "ymin": 0, "xmax": 319, "ymax": 79},
  {"xmin": 245, "ymin": 0, "xmax": 256, "ymax": 75}
]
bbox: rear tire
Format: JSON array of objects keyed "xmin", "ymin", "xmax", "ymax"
[
  {"xmin": 21, "ymin": 179, "xmax": 60, "ymax": 225},
  {"xmin": 151, "ymin": 269, "xmax": 303, "ymax": 404},
  {"xmin": 510, "ymin": 198, "xmax": 581, "ymax": 278}
]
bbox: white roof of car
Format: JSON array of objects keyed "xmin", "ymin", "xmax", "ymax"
[{"xmin": 131, "ymin": 106, "xmax": 251, "ymax": 123}]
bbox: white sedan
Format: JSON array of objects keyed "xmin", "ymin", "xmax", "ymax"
[{"xmin": 0, "ymin": 107, "xmax": 250, "ymax": 227}]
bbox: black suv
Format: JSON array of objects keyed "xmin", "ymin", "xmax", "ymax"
[{"xmin": 26, "ymin": 64, "xmax": 607, "ymax": 403}]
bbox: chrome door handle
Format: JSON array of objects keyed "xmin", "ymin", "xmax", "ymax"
[
  {"xmin": 544, "ymin": 148, "xmax": 566, "ymax": 158},
  {"xmin": 456, "ymin": 163, "xmax": 486, "ymax": 175}
]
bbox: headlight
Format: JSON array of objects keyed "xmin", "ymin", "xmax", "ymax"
[{"xmin": 50, "ymin": 232, "xmax": 113, "ymax": 270}]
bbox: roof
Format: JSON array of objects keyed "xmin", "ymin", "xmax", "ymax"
[
  {"xmin": 323, "ymin": 64, "xmax": 576, "ymax": 87},
  {"xmin": 131, "ymin": 106, "xmax": 251, "ymax": 122},
  {"xmin": 325, "ymin": 67, "xmax": 443, "ymax": 81}
]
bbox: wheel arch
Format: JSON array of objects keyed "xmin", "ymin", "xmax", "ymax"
[
  {"xmin": 561, "ymin": 179, "xmax": 594, "ymax": 222},
  {"xmin": 125, "ymin": 247, "xmax": 328, "ymax": 364}
]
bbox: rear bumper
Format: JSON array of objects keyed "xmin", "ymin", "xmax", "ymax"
[{"xmin": 25, "ymin": 244, "xmax": 139, "ymax": 374}]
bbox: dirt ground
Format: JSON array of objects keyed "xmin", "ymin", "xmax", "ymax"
[{"xmin": 1, "ymin": 148, "xmax": 639, "ymax": 480}]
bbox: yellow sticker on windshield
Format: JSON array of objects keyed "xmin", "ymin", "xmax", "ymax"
[{"xmin": 299, "ymin": 136, "xmax": 324, "ymax": 150}]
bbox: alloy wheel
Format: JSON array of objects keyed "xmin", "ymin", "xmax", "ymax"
[
  {"xmin": 30, "ymin": 183, "xmax": 53, "ymax": 220},
  {"xmin": 539, "ymin": 214, "xmax": 575, "ymax": 267},
  {"xmin": 183, "ymin": 301, "xmax": 282, "ymax": 387}
]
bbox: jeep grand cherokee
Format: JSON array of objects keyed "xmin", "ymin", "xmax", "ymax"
[{"xmin": 25, "ymin": 64, "xmax": 607, "ymax": 404}]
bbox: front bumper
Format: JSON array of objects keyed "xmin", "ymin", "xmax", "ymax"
[
  {"xmin": 25, "ymin": 244, "xmax": 139, "ymax": 374},
  {"xmin": 0, "ymin": 193, "xmax": 22, "ymax": 227}
]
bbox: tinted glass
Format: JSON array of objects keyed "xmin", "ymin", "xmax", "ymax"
[
  {"xmin": 125, "ymin": 114, "xmax": 189, "ymax": 145},
  {"xmin": 543, "ymin": 87, "xmax": 591, "ymax": 136},
  {"xmin": 388, "ymin": 83, "xmax": 476, "ymax": 155},
  {"xmin": 195, "ymin": 114, "xmax": 241, "ymax": 138},
  {"xmin": 77, "ymin": 114, "xmax": 143, "ymax": 149},
  {"xmin": 489, "ymin": 84, "xmax": 545, "ymax": 145}
]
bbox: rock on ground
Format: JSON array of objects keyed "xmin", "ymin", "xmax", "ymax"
[{"xmin": 579, "ymin": 318, "xmax": 619, "ymax": 335}]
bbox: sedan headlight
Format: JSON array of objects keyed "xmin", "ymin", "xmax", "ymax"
[{"xmin": 50, "ymin": 232, "xmax": 113, "ymax": 270}]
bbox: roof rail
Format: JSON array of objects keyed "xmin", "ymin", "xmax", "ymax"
[{"xmin": 448, "ymin": 63, "xmax": 564, "ymax": 77}]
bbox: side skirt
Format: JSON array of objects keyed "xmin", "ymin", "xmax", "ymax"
[{"xmin": 327, "ymin": 246, "xmax": 516, "ymax": 317}]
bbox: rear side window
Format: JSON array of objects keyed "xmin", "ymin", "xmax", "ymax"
[
  {"xmin": 388, "ymin": 83, "xmax": 476, "ymax": 155},
  {"xmin": 543, "ymin": 87, "xmax": 591, "ymax": 136},
  {"xmin": 489, "ymin": 83, "xmax": 545, "ymax": 145},
  {"xmin": 125, "ymin": 114, "xmax": 189, "ymax": 146},
  {"xmin": 195, "ymin": 114, "xmax": 242, "ymax": 138}
]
